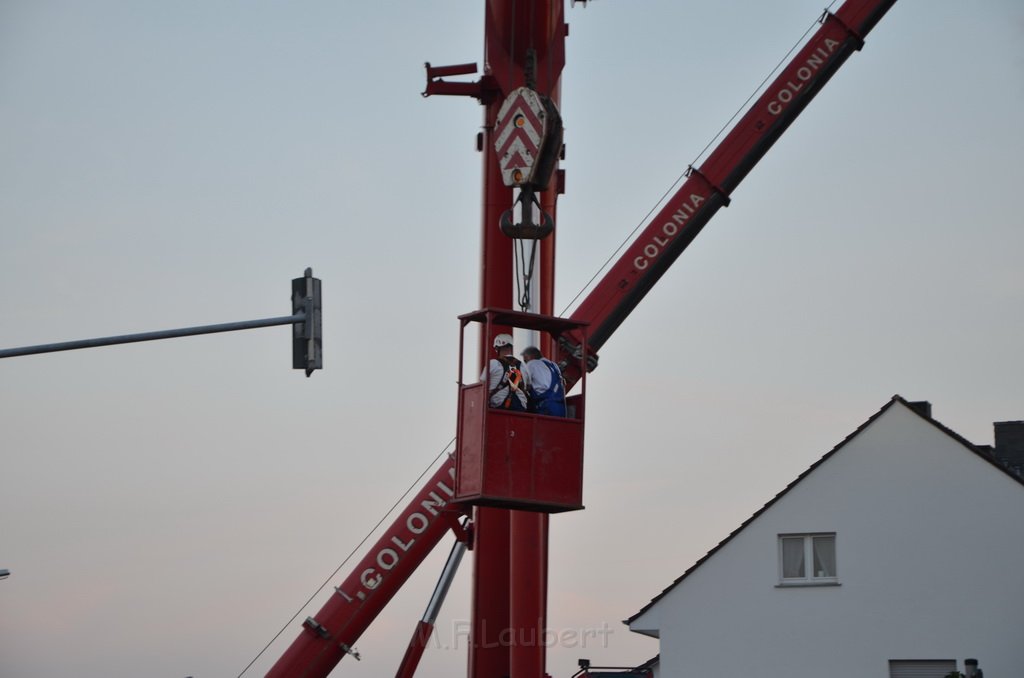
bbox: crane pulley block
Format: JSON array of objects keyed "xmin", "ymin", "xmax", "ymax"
[{"xmin": 494, "ymin": 87, "xmax": 563, "ymax": 190}]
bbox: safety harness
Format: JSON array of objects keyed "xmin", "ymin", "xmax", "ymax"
[
  {"xmin": 489, "ymin": 357, "xmax": 525, "ymax": 410},
  {"xmin": 527, "ymin": 358, "xmax": 566, "ymax": 416}
]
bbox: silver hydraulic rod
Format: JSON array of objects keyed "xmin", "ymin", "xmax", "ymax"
[
  {"xmin": 393, "ymin": 534, "xmax": 469, "ymax": 678},
  {"xmin": 423, "ymin": 537, "xmax": 468, "ymax": 624}
]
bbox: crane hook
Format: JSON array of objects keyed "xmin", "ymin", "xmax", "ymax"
[{"xmin": 499, "ymin": 186, "xmax": 554, "ymax": 240}]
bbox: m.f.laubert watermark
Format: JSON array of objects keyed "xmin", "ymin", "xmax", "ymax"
[{"xmin": 420, "ymin": 620, "xmax": 614, "ymax": 651}]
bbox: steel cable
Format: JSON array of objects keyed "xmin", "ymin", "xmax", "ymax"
[
  {"xmin": 560, "ymin": 7, "xmax": 831, "ymax": 316},
  {"xmin": 237, "ymin": 440, "xmax": 455, "ymax": 677}
]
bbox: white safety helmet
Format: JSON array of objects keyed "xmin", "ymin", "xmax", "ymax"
[{"xmin": 493, "ymin": 333, "xmax": 514, "ymax": 350}]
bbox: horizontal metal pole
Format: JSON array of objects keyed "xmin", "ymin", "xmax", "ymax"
[{"xmin": 0, "ymin": 313, "xmax": 305, "ymax": 359}]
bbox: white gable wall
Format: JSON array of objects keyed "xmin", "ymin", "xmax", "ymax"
[{"xmin": 630, "ymin": 403, "xmax": 1024, "ymax": 677}]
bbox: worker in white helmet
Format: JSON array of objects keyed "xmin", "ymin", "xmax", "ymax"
[{"xmin": 482, "ymin": 333, "xmax": 528, "ymax": 411}]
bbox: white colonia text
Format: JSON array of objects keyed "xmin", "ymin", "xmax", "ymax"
[
  {"xmin": 633, "ymin": 192, "xmax": 706, "ymax": 271},
  {"xmin": 336, "ymin": 465, "xmax": 457, "ymax": 604},
  {"xmin": 766, "ymin": 37, "xmax": 841, "ymax": 116}
]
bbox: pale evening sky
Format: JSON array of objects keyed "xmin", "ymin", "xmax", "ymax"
[{"xmin": 1, "ymin": 2, "xmax": 1022, "ymax": 677}]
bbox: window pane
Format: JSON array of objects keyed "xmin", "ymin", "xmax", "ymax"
[
  {"xmin": 782, "ymin": 537, "xmax": 805, "ymax": 578},
  {"xmin": 812, "ymin": 535, "xmax": 836, "ymax": 578}
]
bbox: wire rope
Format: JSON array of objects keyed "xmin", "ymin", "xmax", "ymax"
[
  {"xmin": 514, "ymin": 234, "xmax": 539, "ymax": 312},
  {"xmin": 237, "ymin": 439, "xmax": 455, "ymax": 677},
  {"xmin": 560, "ymin": 8, "xmax": 832, "ymax": 316}
]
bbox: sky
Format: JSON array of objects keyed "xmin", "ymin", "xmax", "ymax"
[{"xmin": 1, "ymin": 1, "xmax": 1022, "ymax": 677}]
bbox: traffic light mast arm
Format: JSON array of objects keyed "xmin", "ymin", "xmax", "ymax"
[
  {"xmin": 560, "ymin": 0, "xmax": 896, "ymax": 376},
  {"xmin": 0, "ymin": 268, "xmax": 322, "ymax": 376},
  {"xmin": 0, "ymin": 313, "xmax": 304, "ymax": 359}
]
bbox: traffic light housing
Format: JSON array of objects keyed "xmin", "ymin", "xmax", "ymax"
[{"xmin": 292, "ymin": 268, "xmax": 322, "ymax": 376}]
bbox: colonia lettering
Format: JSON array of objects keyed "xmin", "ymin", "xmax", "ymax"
[
  {"xmin": 766, "ymin": 38, "xmax": 841, "ymax": 116},
  {"xmin": 633, "ymin": 193, "xmax": 706, "ymax": 271}
]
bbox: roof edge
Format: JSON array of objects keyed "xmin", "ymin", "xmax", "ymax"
[{"xmin": 626, "ymin": 395, "xmax": 1022, "ymax": 625}]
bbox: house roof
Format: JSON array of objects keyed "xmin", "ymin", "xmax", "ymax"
[{"xmin": 625, "ymin": 394, "xmax": 1024, "ymax": 625}]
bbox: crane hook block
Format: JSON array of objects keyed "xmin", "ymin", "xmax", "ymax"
[{"xmin": 493, "ymin": 87, "xmax": 563, "ymax": 190}]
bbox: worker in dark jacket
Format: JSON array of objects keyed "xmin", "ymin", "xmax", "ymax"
[
  {"xmin": 520, "ymin": 346, "xmax": 566, "ymax": 416},
  {"xmin": 483, "ymin": 333, "xmax": 527, "ymax": 411}
]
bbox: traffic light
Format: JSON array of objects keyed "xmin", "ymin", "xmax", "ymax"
[{"xmin": 292, "ymin": 268, "xmax": 322, "ymax": 376}]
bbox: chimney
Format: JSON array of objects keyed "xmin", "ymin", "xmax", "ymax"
[
  {"xmin": 993, "ymin": 421, "xmax": 1024, "ymax": 476},
  {"xmin": 907, "ymin": 401, "xmax": 932, "ymax": 418}
]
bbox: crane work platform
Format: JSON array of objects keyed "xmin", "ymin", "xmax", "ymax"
[{"xmin": 455, "ymin": 308, "xmax": 588, "ymax": 513}]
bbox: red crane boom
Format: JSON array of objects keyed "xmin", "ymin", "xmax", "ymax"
[{"xmin": 562, "ymin": 0, "xmax": 897, "ymax": 371}]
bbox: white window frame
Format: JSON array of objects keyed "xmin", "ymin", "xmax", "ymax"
[{"xmin": 777, "ymin": 533, "xmax": 838, "ymax": 586}]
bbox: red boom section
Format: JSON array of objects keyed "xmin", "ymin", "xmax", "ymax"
[
  {"xmin": 266, "ymin": 461, "xmax": 461, "ymax": 678},
  {"xmin": 562, "ymin": 0, "xmax": 896, "ymax": 368}
]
